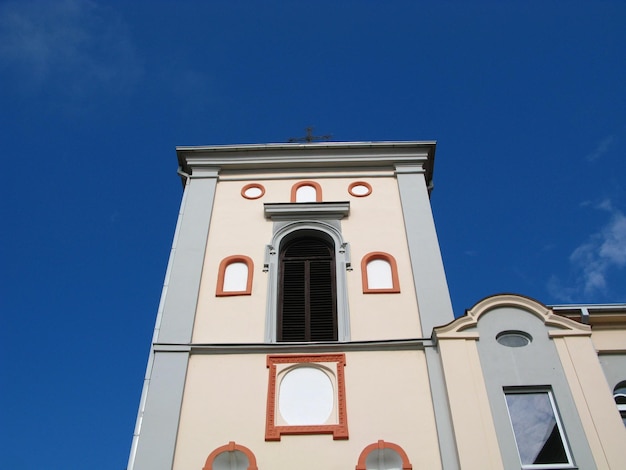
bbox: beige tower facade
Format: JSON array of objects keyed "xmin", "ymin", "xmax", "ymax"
[{"xmin": 128, "ymin": 141, "xmax": 626, "ymax": 470}]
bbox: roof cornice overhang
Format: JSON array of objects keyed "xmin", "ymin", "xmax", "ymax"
[{"xmin": 176, "ymin": 141, "xmax": 436, "ymax": 185}]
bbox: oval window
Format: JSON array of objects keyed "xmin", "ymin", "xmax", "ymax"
[
  {"xmin": 348, "ymin": 181, "xmax": 372, "ymax": 197},
  {"xmin": 241, "ymin": 183, "xmax": 265, "ymax": 200},
  {"xmin": 496, "ymin": 331, "xmax": 532, "ymax": 347}
]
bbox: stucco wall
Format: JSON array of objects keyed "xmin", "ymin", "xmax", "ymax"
[
  {"xmin": 172, "ymin": 349, "xmax": 440, "ymax": 470},
  {"xmin": 192, "ymin": 172, "xmax": 422, "ymax": 343}
]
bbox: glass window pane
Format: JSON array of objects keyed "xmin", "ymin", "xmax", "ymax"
[
  {"xmin": 212, "ymin": 450, "xmax": 249, "ymax": 470},
  {"xmin": 365, "ymin": 448, "xmax": 403, "ymax": 470},
  {"xmin": 505, "ymin": 391, "xmax": 569, "ymax": 466}
]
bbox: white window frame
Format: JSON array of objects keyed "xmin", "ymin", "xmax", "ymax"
[{"xmin": 504, "ymin": 388, "xmax": 574, "ymax": 470}]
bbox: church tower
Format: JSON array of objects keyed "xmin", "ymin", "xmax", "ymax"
[
  {"xmin": 128, "ymin": 141, "xmax": 456, "ymax": 469},
  {"xmin": 127, "ymin": 140, "xmax": 626, "ymax": 469}
]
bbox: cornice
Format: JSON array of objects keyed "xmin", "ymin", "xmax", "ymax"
[{"xmin": 176, "ymin": 141, "xmax": 436, "ymax": 186}]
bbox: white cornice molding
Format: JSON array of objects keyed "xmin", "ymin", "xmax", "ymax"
[
  {"xmin": 264, "ymin": 202, "xmax": 350, "ymax": 220},
  {"xmin": 176, "ymin": 141, "xmax": 436, "ymax": 182}
]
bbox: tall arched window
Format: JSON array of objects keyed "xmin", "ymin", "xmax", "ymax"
[
  {"xmin": 291, "ymin": 181, "xmax": 322, "ymax": 202},
  {"xmin": 277, "ymin": 235, "xmax": 337, "ymax": 341}
]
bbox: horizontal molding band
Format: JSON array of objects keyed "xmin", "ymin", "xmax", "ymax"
[{"xmin": 152, "ymin": 338, "xmax": 432, "ymax": 355}]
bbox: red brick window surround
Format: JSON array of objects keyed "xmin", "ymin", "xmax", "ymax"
[
  {"xmin": 265, "ymin": 353, "xmax": 348, "ymax": 441},
  {"xmin": 216, "ymin": 255, "xmax": 254, "ymax": 296},
  {"xmin": 202, "ymin": 441, "xmax": 258, "ymax": 470},
  {"xmin": 361, "ymin": 252, "xmax": 401, "ymax": 294},
  {"xmin": 356, "ymin": 440, "xmax": 413, "ymax": 470},
  {"xmin": 291, "ymin": 181, "xmax": 322, "ymax": 202}
]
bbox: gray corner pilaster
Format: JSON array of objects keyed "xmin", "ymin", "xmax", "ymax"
[
  {"xmin": 158, "ymin": 167, "xmax": 219, "ymax": 343},
  {"xmin": 425, "ymin": 346, "xmax": 460, "ymax": 470},
  {"xmin": 129, "ymin": 167, "xmax": 219, "ymax": 470},
  {"xmin": 131, "ymin": 351, "xmax": 190, "ymax": 470},
  {"xmin": 395, "ymin": 164, "xmax": 454, "ymax": 337}
]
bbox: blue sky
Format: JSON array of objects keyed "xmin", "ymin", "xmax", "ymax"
[{"xmin": 1, "ymin": 1, "xmax": 625, "ymax": 468}]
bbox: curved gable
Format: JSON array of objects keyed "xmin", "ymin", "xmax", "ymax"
[{"xmin": 435, "ymin": 293, "xmax": 591, "ymax": 340}]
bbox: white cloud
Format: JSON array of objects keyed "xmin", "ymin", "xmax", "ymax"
[
  {"xmin": 0, "ymin": 0, "xmax": 142, "ymax": 95},
  {"xmin": 550, "ymin": 203, "xmax": 626, "ymax": 301},
  {"xmin": 585, "ymin": 135, "xmax": 616, "ymax": 162}
]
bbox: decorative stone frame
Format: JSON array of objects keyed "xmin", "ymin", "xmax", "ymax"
[
  {"xmin": 264, "ymin": 203, "xmax": 351, "ymax": 342},
  {"xmin": 361, "ymin": 252, "xmax": 401, "ymax": 294},
  {"xmin": 291, "ymin": 180, "xmax": 323, "ymax": 202},
  {"xmin": 265, "ymin": 353, "xmax": 348, "ymax": 441},
  {"xmin": 202, "ymin": 441, "xmax": 258, "ymax": 470},
  {"xmin": 356, "ymin": 440, "xmax": 413, "ymax": 470},
  {"xmin": 215, "ymin": 255, "xmax": 254, "ymax": 296},
  {"xmin": 241, "ymin": 183, "xmax": 265, "ymax": 200}
]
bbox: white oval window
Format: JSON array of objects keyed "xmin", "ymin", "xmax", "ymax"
[
  {"xmin": 349, "ymin": 182, "xmax": 372, "ymax": 197},
  {"xmin": 241, "ymin": 184, "xmax": 265, "ymax": 200},
  {"xmin": 279, "ymin": 366, "xmax": 333, "ymax": 425},
  {"xmin": 496, "ymin": 331, "xmax": 532, "ymax": 347}
]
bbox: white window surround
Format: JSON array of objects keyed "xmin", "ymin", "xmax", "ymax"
[{"xmin": 263, "ymin": 203, "xmax": 351, "ymax": 343}]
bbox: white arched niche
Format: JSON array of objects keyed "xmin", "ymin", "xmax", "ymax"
[{"xmin": 222, "ymin": 262, "xmax": 249, "ymax": 292}]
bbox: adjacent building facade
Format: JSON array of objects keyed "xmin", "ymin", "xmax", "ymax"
[{"xmin": 128, "ymin": 141, "xmax": 626, "ymax": 470}]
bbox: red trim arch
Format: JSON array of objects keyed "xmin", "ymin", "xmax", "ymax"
[
  {"xmin": 202, "ymin": 441, "xmax": 258, "ymax": 470},
  {"xmin": 356, "ymin": 440, "xmax": 412, "ymax": 470},
  {"xmin": 361, "ymin": 252, "xmax": 401, "ymax": 294},
  {"xmin": 290, "ymin": 180, "xmax": 323, "ymax": 202},
  {"xmin": 216, "ymin": 255, "xmax": 254, "ymax": 296}
]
